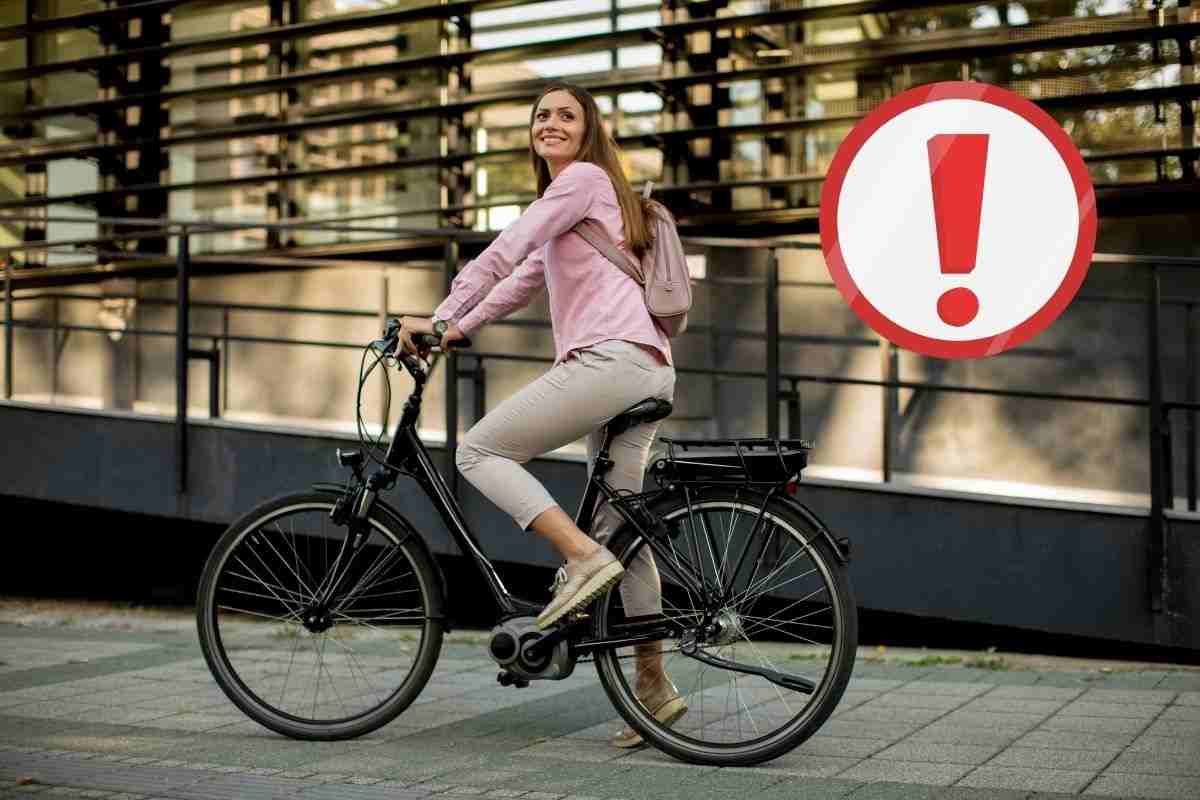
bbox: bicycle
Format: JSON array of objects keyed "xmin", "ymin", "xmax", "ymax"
[{"xmin": 196, "ymin": 319, "xmax": 857, "ymax": 766}]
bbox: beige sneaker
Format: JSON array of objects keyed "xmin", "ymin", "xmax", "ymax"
[
  {"xmin": 611, "ymin": 677, "xmax": 688, "ymax": 748},
  {"xmin": 535, "ymin": 547, "xmax": 624, "ymax": 630}
]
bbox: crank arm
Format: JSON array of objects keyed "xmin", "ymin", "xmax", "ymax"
[{"xmin": 682, "ymin": 645, "xmax": 816, "ymax": 694}]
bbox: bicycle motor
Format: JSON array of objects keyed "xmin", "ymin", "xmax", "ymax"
[{"xmin": 489, "ymin": 616, "xmax": 576, "ymax": 685}]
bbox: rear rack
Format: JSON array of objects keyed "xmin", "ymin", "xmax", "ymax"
[{"xmin": 650, "ymin": 436, "xmax": 814, "ymax": 486}]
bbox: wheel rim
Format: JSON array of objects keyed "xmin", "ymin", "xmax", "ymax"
[
  {"xmin": 597, "ymin": 498, "xmax": 849, "ymax": 751},
  {"xmin": 204, "ymin": 502, "xmax": 430, "ymax": 727}
]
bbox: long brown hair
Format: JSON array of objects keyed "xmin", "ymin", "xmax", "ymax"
[{"xmin": 529, "ymin": 82, "xmax": 656, "ymax": 258}]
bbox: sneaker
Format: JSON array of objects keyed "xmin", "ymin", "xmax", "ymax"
[
  {"xmin": 535, "ymin": 546, "xmax": 624, "ymax": 630},
  {"xmin": 611, "ymin": 677, "xmax": 688, "ymax": 748}
]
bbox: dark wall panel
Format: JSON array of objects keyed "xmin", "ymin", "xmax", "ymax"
[{"xmin": 2, "ymin": 402, "xmax": 1196, "ymax": 648}]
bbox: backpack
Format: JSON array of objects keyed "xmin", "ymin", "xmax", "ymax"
[{"xmin": 571, "ymin": 182, "xmax": 692, "ymax": 337}]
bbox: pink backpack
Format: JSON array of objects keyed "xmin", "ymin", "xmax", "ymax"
[{"xmin": 572, "ymin": 183, "xmax": 692, "ymax": 337}]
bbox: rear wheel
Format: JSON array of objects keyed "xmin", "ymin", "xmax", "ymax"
[
  {"xmin": 196, "ymin": 492, "xmax": 445, "ymax": 740},
  {"xmin": 593, "ymin": 486, "xmax": 856, "ymax": 765}
]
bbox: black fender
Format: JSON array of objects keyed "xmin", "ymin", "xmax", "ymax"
[
  {"xmin": 772, "ymin": 493, "xmax": 852, "ymax": 564},
  {"xmin": 311, "ymin": 482, "xmax": 452, "ymax": 631},
  {"xmin": 605, "ymin": 486, "xmax": 850, "ymax": 567}
]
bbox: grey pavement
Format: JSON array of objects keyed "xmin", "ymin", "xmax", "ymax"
[{"xmin": 2, "ymin": 621, "xmax": 1200, "ymax": 800}]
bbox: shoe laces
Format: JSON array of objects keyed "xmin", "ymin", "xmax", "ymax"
[{"xmin": 549, "ymin": 563, "xmax": 568, "ymax": 594}]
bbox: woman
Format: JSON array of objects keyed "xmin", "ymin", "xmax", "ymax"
[{"xmin": 396, "ymin": 82, "xmax": 685, "ymax": 748}]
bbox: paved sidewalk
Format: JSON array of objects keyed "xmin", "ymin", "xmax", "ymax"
[{"xmin": 1, "ymin": 611, "xmax": 1200, "ymax": 800}]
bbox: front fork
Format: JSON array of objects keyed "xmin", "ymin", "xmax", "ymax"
[{"xmin": 310, "ymin": 467, "xmax": 394, "ymax": 617}]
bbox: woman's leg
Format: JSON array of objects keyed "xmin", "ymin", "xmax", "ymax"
[
  {"xmin": 586, "ymin": 419, "xmax": 664, "ymax": 618},
  {"xmin": 456, "ymin": 342, "xmax": 672, "ymax": 565}
]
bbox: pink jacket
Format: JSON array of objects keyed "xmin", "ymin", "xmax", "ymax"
[{"xmin": 433, "ymin": 161, "xmax": 672, "ymax": 367}]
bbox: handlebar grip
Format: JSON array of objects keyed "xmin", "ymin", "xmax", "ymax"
[{"xmin": 414, "ymin": 332, "xmax": 472, "ymax": 350}]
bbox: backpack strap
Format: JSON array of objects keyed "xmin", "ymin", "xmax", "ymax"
[{"xmin": 572, "ymin": 219, "xmax": 646, "ymax": 285}]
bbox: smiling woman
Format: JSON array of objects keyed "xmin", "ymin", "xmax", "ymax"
[
  {"xmin": 394, "ymin": 80, "xmax": 683, "ymax": 749},
  {"xmin": 531, "ymin": 90, "xmax": 586, "ymax": 173}
]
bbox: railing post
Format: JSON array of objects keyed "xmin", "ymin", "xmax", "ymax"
[
  {"xmin": 785, "ymin": 379, "xmax": 801, "ymax": 439},
  {"xmin": 221, "ymin": 306, "xmax": 230, "ymax": 415},
  {"xmin": 1186, "ymin": 301, "xmax": 1197, "ymax": 513},
  {"xmin": 379, "ymin": 265, "xmax": 389, "ymax": 432},
  {"xmin": 209, "ymin": 340, "xmax": 220, "ymax": 419},
  {"xmin": 444, "ymin": 239, "xmax": 460, "ymax": 497},
  {"xmin": 472, "ymin": 355, "xmax": 486, "ymax": 426},
  {"xmin": 1146, "ymin": 263, "xmax": 1171, "ymax": 639},
  {"xmin": 765, "ymin": 247, "xmax": 779, "ymax": 439},
  {"xmin": 881, "ymin": 338, "xmax": 896, "ymax": 482},
  {"xmin": 4, "ymin": 258, "xmax": 12, "ymax": 400},
  {"xmin": 51, "ymin": 295, "xmax": 59, "ymax": 401},
  {"xmin": 176, "ymin": 230, "xmax": 190, "ymax": 494}
]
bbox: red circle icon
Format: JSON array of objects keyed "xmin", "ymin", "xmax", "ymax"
[{"xmin": 820, "ymin": 81, "xmax": 1097, "ymax": 359}]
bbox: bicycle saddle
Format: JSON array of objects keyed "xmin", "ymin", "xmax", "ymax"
[{"xmin": 607, "ymin": 398, "xmax": 673, "ymax": 438}]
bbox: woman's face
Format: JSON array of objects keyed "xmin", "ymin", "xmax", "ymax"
[{"xmin": 531, "ymin": 89, "xmax": 586, "ymax": 174}]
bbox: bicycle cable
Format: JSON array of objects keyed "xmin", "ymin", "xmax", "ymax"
[{"xmin": 353, "ymin": 337, "xmax": 441, "ymax": 474}]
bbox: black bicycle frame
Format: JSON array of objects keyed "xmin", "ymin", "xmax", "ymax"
[{"xmin": 351, "ymin": 358, "xmax": 708, "ymax": 655}]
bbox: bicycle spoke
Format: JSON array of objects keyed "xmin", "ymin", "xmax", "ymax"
[
  {"xmin": 597, "ymin": 494, "xmax": 854, "ymax": 757},
  {"xmin": 203, "ymin": 503, "xmax": 435, "ymax": 730}
]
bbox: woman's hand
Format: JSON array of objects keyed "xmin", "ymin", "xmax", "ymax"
[
  {"xmin": 440, "ymin": 322, "xmax": 466, "ymax": 351},
  {"xmin": 396, "ymin": 315, "xmax": 434, "ymax": 357}
]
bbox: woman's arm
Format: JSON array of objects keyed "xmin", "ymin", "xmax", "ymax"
[
  {"xmin": 455, "ymin": 248, "xmax": 546, "ymax": 337},
  {"xmin": 433, "ymin": 161, "xmax": 604, "ymax": 324}
]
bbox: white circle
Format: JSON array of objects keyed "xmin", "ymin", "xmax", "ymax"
[{"xmin": 836, "ymin": 99, "xmax": 1080, "ymax": 340}]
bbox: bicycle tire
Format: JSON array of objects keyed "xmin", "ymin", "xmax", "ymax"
[
  {"xmin": 592, "ymin": 486, "xmax": 856, "ymax": 766},
  {"xmin": 196, "ymin": 491, "xmax": 445, "ymax": 740}
]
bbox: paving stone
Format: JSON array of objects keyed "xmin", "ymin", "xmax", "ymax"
[
  {"xmin": 835, "ymin": 706, "xmax": 947, "ymax": 725},
  {"xmin": 1105, "ymin": 752, "xmax": 1200, "ymax": 777},
  {"xmin": 1143, "ymin": 718, "xmax": 1200, "ymax": 737},
  {"xmin": 814, "ymin": 721, "xmax": 921, "ymax": 741},
  {"xmin": 1084, "ymin": 772, "xmax": 1200, "ymax": 799},
  {"xmin": 1037, "ymin": 715, "xmax": 1149, "ymax": 734},
  {"xmin": 1011, "ymin": 730, "xmax": 1137, "ymax": 751},
  {"xmin": 1057, "ymin": 701, "xmax": 1162, "ymax": 719},
  {"xmin": 959, "ymin": 698, "xmax": 1064, "ymax": 716},
  {"xmin": 835, "ymin": 759, "xmax": 972, "ymax": 786},
  {"xmin": 933, "ymin": 790, "xmax": 1034, "ymax": 800},
  {"xmin": 1079, "ymin": 689, "xmax": 1177, "ymax": 705},
  {"xmin": 971, "ymin": 673, "xmax": 1041, "ymax": 687},
  {"xmin": 981, "ymin": 687, "xmax": 1083, "ymax": 701},
  {"xmin": 900, "ymin": 727, "xmax": 1017, "ymax": 748},
  {"xmin": 750, "ymin": 779, "xmax": 862, "ymax": 800},
  {"xmin": 741, "ymin": 754, "xmax": 860, "ymax": 779},
  {"xmin": 893, "ymin": 682, "xmax": 991, "ymax": 696},
  {"xmin": 1124, "ymin": 733, "xmax": 1200, "ymax": 756},
  {"xmin": 794, "ymin": 737, "xmax": 886, "ymax": 759},
  {"xmin": 846, "ymin": 681, "xmax": 906, "ymax": 692},
  {"xmin": 871, "ymin": 742, "xmax": 1002, "ymax": 766},
  {"xmin": 1175, "ymin": 691, "xmax": 1200, "ymax": 705},
  {"xmin": 986, "ymin": 746, "xmax": 1119, "ymax": 771},
  {"xmin": 867, "ymin": 695, "xmax": 968, "ymax": 711},
  {"xmin": 849, "ymin": 784, "xmax": 947, "ymax": 799},
  {"xmin": 955, "ymin": 765, "xmax": 1096, "ymax": 793},
  {"xmin": 1159, "ymin": 704, "xmax": 1200, "ymax": 721},
  {"xmin": 933, "ymin": 712, "xmax": 1041, "ymax": 732}
]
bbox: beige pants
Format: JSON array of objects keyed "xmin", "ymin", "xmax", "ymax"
[{"xmin": 455, "ymin": 338, "xmax": 676, "ymax": 616}]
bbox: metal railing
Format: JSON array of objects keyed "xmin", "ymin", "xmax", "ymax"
[{"xmin": 1, "ymin": 215, "xmax": 1199, "ymax": 617}]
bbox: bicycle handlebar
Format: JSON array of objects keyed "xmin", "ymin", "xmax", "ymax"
[{"xmin": 370, "ymin": 317, "xmax": 472, "ymax": 378}]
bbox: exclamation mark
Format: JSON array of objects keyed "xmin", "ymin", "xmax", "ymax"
[{"xmin": 927, "ymin": 134, "xmax": 989, "ymax": 326}]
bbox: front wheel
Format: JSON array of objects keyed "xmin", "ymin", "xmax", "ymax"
[
  {"xmin": 196, "ymin": 491, "xmax": 445, "ymax": 740},
  {"xmin": 593, "ymin": 486, "xmax": 857, "ymax": 765}
]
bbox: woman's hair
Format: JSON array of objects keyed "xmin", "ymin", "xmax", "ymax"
[{"xmin": 529, "ymin": 81, "xmax": 656, "ymax": 258}]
